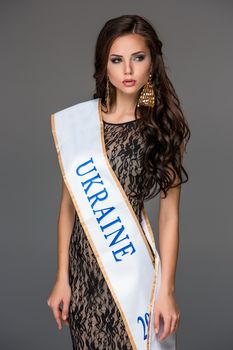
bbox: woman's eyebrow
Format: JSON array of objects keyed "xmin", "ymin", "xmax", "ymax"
[{"xmin": 110, "ymin": 51, "xmax": 145, "ymax": 57}]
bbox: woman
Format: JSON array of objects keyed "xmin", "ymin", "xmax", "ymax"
[{"xmin": 47, "ymin": 14, "xmax": 190, "ymax": 350}]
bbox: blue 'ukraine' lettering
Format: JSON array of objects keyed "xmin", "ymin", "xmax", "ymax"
[{"xmin": 76, "ymin": 156, "xmax": 136, "ymax": 262}]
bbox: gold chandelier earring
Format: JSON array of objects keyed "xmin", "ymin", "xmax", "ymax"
[
  {"xmin": 137, "ymin": 72, "xmax": 155, "ymax": 108},
  {"xmin": 105, "ymin": 76, "xmax": 110, "ymax": 112}
]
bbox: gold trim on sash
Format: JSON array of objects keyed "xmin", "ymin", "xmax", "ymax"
[
  {"xmin": 147, "ymin": 258, "xmax": 159, "ymax": 348},
  {"xmin": 141, "ymin": 204, "xmax": 156, "ymax": 250}
]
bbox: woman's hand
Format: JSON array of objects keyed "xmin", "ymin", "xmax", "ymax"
[
  {"xmin": 153, "ymin": 291, "xmax": 181, "ymax": 342},
  {"xmin": 47, "ymin": 279, "xmax": 71, "ymax": 330}
]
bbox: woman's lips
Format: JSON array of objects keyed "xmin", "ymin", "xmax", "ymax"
[{"xmin": 122, "ymin": 80, "xmax": 136, "ymax": 87}]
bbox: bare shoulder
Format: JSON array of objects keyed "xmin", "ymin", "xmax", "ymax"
[{"xmin": 61, "ymin": 178, "xmax": 74, "ymax": 208}]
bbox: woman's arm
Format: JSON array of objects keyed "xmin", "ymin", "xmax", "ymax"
[
  {"xmin": 158, "ymin": 182, "xmax": 181, "ymax": 296},
  {"xmin": 154, "ymin": 144, "xmax": 185, "ymax": 341},
  {"xmin": 158, "ymin": 143, "xmax": 185, "ymax": 295},
  {"xmin": 47, "ymin": 178, "xmax": 75, "ymax": 330},
  {"xmin": 55, "ymin": 178, "xmax": 76, "ymax": 283}
]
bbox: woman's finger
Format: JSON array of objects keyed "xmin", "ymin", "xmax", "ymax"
[
  {"xmin": 52, "ymin": 304, "xmax": 62, "ymax": 330},
  {"xmin": 158, "ymin": 316, "xmax": 171, "ymax": 341},
  {"xmin": 61, "ymin": 298, "xmax": 70, "ymax": 322},
  {"xmin": 170, "ymin": 314, "xmax": 180, "ymax": 333},
  {"xmin": 170, "ymin": 319, "xmax": 178, "ymax": 333},
  {"xmin": 154, "ymin": 309, "xmax": 160, "ymax": 335}
]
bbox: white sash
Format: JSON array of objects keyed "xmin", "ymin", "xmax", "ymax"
[{"xmin": 51, "ymin": 97, "xmax": 176, "ymax": 349}]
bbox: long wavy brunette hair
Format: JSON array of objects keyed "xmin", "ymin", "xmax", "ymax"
[{"xmin": 93, "ymin": 14, "xmax": 191, "ymax": 200}]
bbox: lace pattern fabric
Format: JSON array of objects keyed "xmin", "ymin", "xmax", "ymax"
[{"xmin": 68, "ymin": 119, "xmax": 149, "ymax": 349}]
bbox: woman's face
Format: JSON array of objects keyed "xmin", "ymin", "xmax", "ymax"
[{"xmin": 106, "ymin": 33, "xmax": 152, "ymax": 96}]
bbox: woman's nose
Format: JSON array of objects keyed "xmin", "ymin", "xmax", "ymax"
[{"xmin": 123, "ymin": 60, "xmax": 133, "ymax": 74}]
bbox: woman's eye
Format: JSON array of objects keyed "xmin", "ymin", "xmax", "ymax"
[
  {"xmin": 134, "ymin": 55, "xmax": 145, "ymax": 61},
  {"xmin": 110, "ymin": 55, "xmax": 145, "ymax": 64},
  {"xmin": 111, "ymin": 58, "xmax": 121, "ymax": 63}
]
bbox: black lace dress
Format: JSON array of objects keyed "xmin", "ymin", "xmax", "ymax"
[{"xmin": 68, "ymin": 118, "xmax": 150, "ymax": 350}]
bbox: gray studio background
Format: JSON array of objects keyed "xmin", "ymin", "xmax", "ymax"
[{"xmin": 0, "ymin": 1, "xmax": 232, "ymax": 349}]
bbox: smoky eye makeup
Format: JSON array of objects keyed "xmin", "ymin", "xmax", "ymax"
[
  {"xmin": 110, "ymin": 54, "xmax": 146, "ymax": 63},
  {"xmin": 135, "ymin": 54, "xmax": 145, "ymax": 61}
]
